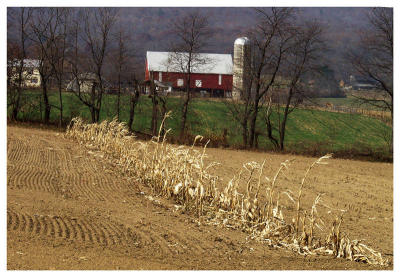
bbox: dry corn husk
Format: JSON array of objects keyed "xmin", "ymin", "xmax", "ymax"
[{"xmin": 65, "ymin": 117, "xmax": 390, "ymax": 267}]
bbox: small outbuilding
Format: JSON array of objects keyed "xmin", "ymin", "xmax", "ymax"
[{"xmin": 66, "ymin": 73, "xmax": 111, "ymax": 93}]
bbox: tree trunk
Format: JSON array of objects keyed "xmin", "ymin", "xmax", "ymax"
[
  {"xmin": 150, "ymin": 82, "xmax": 158, "ymax": 136},
  {"xmin": 180, "ymin": 91, "xmax": 190, "ymax": 142},
  {"xmin": 12, "ymin": 9, "xmax": 28, "ymax": 121},
  {"xmin": 117, "ymin": 74, "xmax": 121, "ymax": 121},
  {"xmin": 11, "ymin": 90, "xmax": 21, "ymax": 121},
  {"xmin": 159, "ymin": 97, "xmax": 168, "ymax": 138},
  {"xmin": 93, "ymin": 108, "xmax": 99, "ymax": 123},
  {"xmin": 151, "ymin": 99, "xmax": 158, "ymax": 135},
  {"xmin": 242, "ymin": 120, "xmax": 248, "ymax": 147},
  {"xmin": 279, "ymin": 116, "xmax": 288, "ymax": 151},
  {"xmin": 97, "ymin": 76, "xmax": 105, "ymax": 123},
  {"xmin": 42, "ymin": 83, "xmax": 51, "ymax": 124},
  {"xmin": 249, "ymin": 97, "xmax": 260, "ymax": 148},
  {"xmin": 180, "ymin": 68, "xmax": 192, "ymax": 142},
  {"xmin": 89, "ymin": 83, "xmax": 97, "ymax": 123},
  {"xmin": 128, "ymin": 88, "xmax": 139, "ymax": 133},
  {"xmin": 11, "ymin": 62, "xmax": 25, "ymax": 121},
  {"xmin": 278, "ymin": 92, "xmax": 293, "ymax": 151},
  {"xmin": 265, "ymin": 112, "xmax": 279, "ymax": 149},
  {"xmin": 128, "ymin": 100, "xmax": 135, "ymax": 133},
  {"xmin": 90, "ymin": 107, "xmax": 96, "ymax": 123},
  {"xmin": 58, "ymin": 82, "xmax": 63, "ymax": 126}
]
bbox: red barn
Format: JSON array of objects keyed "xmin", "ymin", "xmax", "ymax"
[{"xmin": 145, "ymin": 51, "xmax": 233, "ymax": 97}]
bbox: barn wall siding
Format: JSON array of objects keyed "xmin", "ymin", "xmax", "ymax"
[
  {"xmin": 145, "ymin": 60, "xmax": 150, "ymax": 80},
  {"xmin": 147, "ymin": 71, "xmax": 233, "ymax": 91}
]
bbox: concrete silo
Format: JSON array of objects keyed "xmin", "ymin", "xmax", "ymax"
[{"xmin": 232, "ymin": 37, "xmax": 251, "ymax": 100}]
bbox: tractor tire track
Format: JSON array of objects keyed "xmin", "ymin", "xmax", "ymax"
[
  {"xmin": 7, "ymin": 209, "xmax": 145, "ymax": 248},
  {"xmin": 7, "ymin": 127, "xmax": 240, "ymax": 260},
  {"xmin": 8, "ymin": 129, "xmax": 133, "ymax": 204}
]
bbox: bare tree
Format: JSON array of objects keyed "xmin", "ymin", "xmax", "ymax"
[
  {"xmin": 7, "ymin": 41, "xmax": 21, "ymax": 111},
  {"xmin": 108, "ymin": 24, "xmax": 140, "ymax": 131},
  {"xmin": 149, "ymin": 80, "xmax": 159, "ymax": 135},
  {"xmin": 226, "ymin": 9, "xmax": 324, "ymax": 150},
  {"xmin": 8, "ymin": 7, "xmax": 33, "ymax": 121},
  {"xmin": 31, "ymin": 8, "xmax": 70, "ymax": 126},
  {"xmin": 66, "ymin": 14, "xmax": 83, "ymax": 104},
  {"xmin": 149, "ymin": 84, "xmax": 171, "ymax": 137},
  {"xmin": 70, "ymin": 8, "xmax": 117, "ymax": 123},
  {"xmin": 30, "ymin": 8, "xmax": 61, "ymax": 124},
  {"xmin": 66, "ymin": 11, "xmax": 93, "ymax": 120},
  {"xmin": 226, "ymin": 8, "xmax": 296, "ymax": 148},
  {"xmin": 348, "ymin": 8, "xmax": 393, "ymax": 122},
  {"xmin": 157, "ymin": 89, "xmax": 171, "ymax": 138},
  {"xmin": 168, "ymin": 11, "xmax": 213, "ymax": 141},
  {"xmin": 111, "ymin": 27, "xmax": 130, "ymax": 121},
  {"xmin": 264, "ymin": 21, "xmax": 325, "ymax": 150},
  {"xmin": 7, "ymin": 42, "xmax": 19, "ymax": 90},
  {"xmin": 247, "ymin": 8, "xmax": 297, "ymax": 148},
  {"xmin": 49, "ymin": 8, "xmax": 70, "ymax": 126},
  {"xmin": 225, "ymin": 65, "xmax": 254, "ymax": 147},
  {"xmin": 128, "ymin": 74, "xmax": 141, "ymax": 133},
  {"xmin": 147, "ymin": 63, "xmax": 172, "ymax": 136}
]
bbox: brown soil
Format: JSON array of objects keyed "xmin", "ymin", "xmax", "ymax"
[{"xmin": 7, "ymin": 125, "xmax": 393, "ymax": 270}]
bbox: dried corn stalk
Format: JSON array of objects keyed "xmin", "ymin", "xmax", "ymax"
[{"xmin": 65, "ymin": 117, "xmax": 390, "ymax": 267}]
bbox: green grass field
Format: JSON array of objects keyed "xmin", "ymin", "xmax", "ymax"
[
  {"xmin": 8, "ymin": 90, "xmax": 392, "ymax": 160},
  {"xmin": 311, "ymin": 94, "xmax": 388, "ymax": 111},
  {"xmin": 312, "ymin": 97, "xmax": 359, "ymax": 107}
]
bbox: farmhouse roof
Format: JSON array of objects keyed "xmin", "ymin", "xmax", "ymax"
[
  {"xmin": 146, "ymin": 51, "xmax": 233, "ymax": 75},
  {"xmin": 78, "ymin": 72, "xmax": 98, "ymax": 81},
  {"xmin": 9, "ymin": 59, "xmax": 40, "ymax": 68},
  {"xmin": 350, "ymin": 75, "xmax": 378, "ymax": 85}
]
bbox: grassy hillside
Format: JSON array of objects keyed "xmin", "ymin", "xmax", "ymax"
[
  {"xmin": 8, "ymin": 90, "xmax": 392, "ymax": 160},
  {"xmin": 312, "ymin": 95, "xmax": 389, "ymax": 110}
]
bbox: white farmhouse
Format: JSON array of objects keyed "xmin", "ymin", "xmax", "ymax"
[{"xmin": 9, "ymin": 59, "xmax": 41, "ymax": 88}]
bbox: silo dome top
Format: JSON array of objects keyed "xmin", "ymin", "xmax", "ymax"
[{"xmin": 234, "ymin": 37, "xmax": 250, "ymax": 45}]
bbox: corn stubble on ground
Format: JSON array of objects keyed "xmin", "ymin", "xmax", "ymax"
[{"xmin": 64, "ymin": 115, "xmax": 390, "ymax": 267}]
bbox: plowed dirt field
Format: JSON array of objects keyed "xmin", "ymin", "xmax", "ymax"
[{"xmin": 7, "ymin": 125, "xmax": 393, "ymax": 270}]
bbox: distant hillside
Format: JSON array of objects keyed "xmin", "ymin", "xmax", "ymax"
[
  {"xmin": 7, "ymin": 7, "xmax": 373, "ymax": 82},
  {"xmin": 116, "ymin": 8, "xmax": 369, "ymax": 54},
  {"xmin": 117, "ymin": 7, "xmax": 370, "ymax": 80}
]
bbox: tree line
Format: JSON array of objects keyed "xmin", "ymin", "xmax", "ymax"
[{"xmin": 7, "ymin": 7, "xmax": 139, "ymax": 130}]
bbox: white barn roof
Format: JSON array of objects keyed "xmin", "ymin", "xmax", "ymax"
[{"xmin": 146, "ymin": 51, "xmax": 233, "ymax": 75}]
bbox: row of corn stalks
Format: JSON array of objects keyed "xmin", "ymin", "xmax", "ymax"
[{"xmin": 65, "ymin": 115, "xmax": 389, "ymax": 266}]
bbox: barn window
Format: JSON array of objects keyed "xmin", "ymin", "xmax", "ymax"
[
  {"xmin": 177, "ymin": 79, "xmax": 184, "ymax": 86},
  {"xmin": 195, "ymin": 80, "xmax": 202, "ymax": 87},
  {"xmin": 218, "ymin": 74, "xmax": 222, "ymax": 85},
  {"xmin": 159, "ymin": 72, "xmax": 162, "ymax": 82},
  {"xmin": 31, "ymin": 78, "xmax": 38, "ymax": 83}
]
